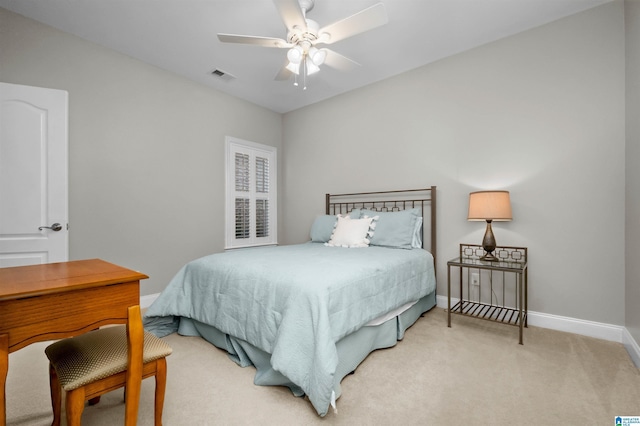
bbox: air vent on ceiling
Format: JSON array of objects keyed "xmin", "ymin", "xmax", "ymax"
[{"xmin": 211, "ymin": 68, "xmax": 236, "ymax": 82}]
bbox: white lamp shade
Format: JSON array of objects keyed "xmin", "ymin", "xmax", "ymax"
[
  {"xmin": 305, "ymin": 57, "xmax": 320, "ymax": 75},
  {"xmin": 287, "ymin": 45, "xmax": 303, "ymax": 64},
  {"xmin": 308, "ymin": 47, "xmax": 327, "ymax": 66},
  {"xmin": 286, "ymin": 61, "xmax": 300, "ymax": 75},
  {"xmin": 468, "ymin": 191, "xmax": 512, "ymax": 221}
]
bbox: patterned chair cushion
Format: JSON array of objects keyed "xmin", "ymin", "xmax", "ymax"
[{"xmin": 45, "ymin": 326, "xmax": 172, "ymax": 391}]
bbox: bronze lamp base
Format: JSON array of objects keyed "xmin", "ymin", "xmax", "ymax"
[{"xmin": 480, "ymin": 220, "xmax": 499, "ymax": 261}]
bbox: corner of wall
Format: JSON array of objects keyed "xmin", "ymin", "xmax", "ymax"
[{"xmin": 623, "ymin": 328, "xmax": 640, "ymax": 368}]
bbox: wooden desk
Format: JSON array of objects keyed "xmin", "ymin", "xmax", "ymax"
[{"xmin": 0, "ymin": 259, "xmax": 148, "ymax": 426}]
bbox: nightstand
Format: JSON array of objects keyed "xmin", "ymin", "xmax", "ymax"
[{"xmin": 447, "ymin": 244, "xmax": 528, "ymax": 344}]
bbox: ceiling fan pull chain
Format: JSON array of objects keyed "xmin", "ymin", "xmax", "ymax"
[{"xmin": 303, "ymin": 56, "xmax": 307, "ymax": 90}]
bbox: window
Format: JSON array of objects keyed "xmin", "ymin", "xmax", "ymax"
[{"xmin": 225, "ymin": 137, "xmax": 277, "ymax": 249}]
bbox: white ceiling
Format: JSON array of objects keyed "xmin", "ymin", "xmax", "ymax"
[{"xmin": 0, "ymin": 0, "xmax": 611, "ymax": 113}]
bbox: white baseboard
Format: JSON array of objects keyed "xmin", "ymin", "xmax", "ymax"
[
  {"xmin": 436, "ymin": 295, "xmax": 640, "ymax": 368},
  {"xmin": 623, "ymin": 327, "xmax": 640, "ymax": 368},
  {"xmin": 527, "ymin": 310, "xmax": 624, "ymax": 342}
]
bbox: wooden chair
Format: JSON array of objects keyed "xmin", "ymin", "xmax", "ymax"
[{"xmin": 44, "ymin": 306, "xmax": 172, "ymax": 426}]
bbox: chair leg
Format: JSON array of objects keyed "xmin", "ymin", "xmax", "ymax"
[
  {"xmin": 154, "ymin": 358, "xmax": 168, "ymax": 426},
  {"xmin": 65, "ymin": 388, "xmax": 86, "ymax": 426},
  {"xmin": 48, "ymin": 363, "xmax": 61, "ymax": 426}
]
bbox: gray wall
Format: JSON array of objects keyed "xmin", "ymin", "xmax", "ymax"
[
  {"xmin": 626, "ymin": 0, "xmax": 640, "ymax": 344},
  {"xmin": 282, "ymin": 1, "xmax": 626, "ymax": 325},
  {"xmin": 0, "ymin": 2, "xmax": 633, "ymax": 330},
  {"xmin": 0, "ymin": 7, "xmax": 283, "ymax": 296}
]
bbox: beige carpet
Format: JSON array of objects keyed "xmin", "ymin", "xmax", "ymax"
[{"xmin": 6, "ymin": 308, "xmax": 640, "ymax": 425}]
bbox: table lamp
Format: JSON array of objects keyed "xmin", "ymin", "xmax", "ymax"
[{"xmin": 468, "ymin": 190, "xmax": 512, "ymax": 261}]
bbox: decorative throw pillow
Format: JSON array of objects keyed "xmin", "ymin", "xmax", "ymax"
[
  {"xmin": 309, "ymin": 212, "xmax": 364, "ymax": 243},
  {"xmin": 325, "ymin": 215, "xmax": 377, "ymax": 248}
]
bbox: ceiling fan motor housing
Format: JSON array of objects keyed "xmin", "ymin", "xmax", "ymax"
[{"xmin": 288, "ymin": 19, "xmax": 323, "ymax": 49}]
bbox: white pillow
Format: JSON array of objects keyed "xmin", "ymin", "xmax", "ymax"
[{"xmin": 325, "ymin": 215, "xmax": 376, "ymax": 248}]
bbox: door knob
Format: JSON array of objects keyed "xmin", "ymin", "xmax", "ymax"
[{"xmin": 38, "ymin": 223, "xmax": 63, "ymax": 231}]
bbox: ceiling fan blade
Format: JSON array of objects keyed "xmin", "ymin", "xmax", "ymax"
[
  {"xmin": 217, "ymin": 33, "xmax": 291, "ymax": 48},
  {"xmin": 273, "ymin": 0, "xmax": 307, "ymax": 31},
  {"xmin": 318, "ymin": 3, "xmax": 388, "ymax": 45},
  {"xmin": 322, "ymin": 49, "xmax": 361, "ymax": 72}
]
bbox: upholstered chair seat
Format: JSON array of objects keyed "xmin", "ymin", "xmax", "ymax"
[{"xmin": 45, "ymin": 326, "xmax": 172, "ymax": 426}]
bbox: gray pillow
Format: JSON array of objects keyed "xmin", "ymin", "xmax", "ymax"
[
  {"xmin": 360, "ymin": 208, "xmax": 420, "ymax": 249},
  {"xmin": 347, "ymin": 208, "xmax": 362, "ymax": 219},
  {"xmin": 310, "ymin": 215, "xmax": 338, "ymax": 242}
]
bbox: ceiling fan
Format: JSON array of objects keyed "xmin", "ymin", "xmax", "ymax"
[{"xmin": 217, "ymin": 0, "xmax": 388, "ymax": 89}]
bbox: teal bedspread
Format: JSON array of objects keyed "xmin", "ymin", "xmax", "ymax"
[{"xmin": 143, "ymin": 242, "xmax": 436, "ymax": 416}]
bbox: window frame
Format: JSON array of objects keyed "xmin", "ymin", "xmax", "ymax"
[{"xmin": 224, "ymin": 136, "xmax": 277, "ymax": 249}]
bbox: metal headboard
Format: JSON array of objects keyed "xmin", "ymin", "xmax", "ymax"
[{"xmin": 325, "ymin": 186, "xmax": 437, "ymax": 267}]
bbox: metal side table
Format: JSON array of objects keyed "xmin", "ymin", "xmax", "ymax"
[{"xmin": 447, "ymin": 244, "xmax": 528, "ymax": 344}]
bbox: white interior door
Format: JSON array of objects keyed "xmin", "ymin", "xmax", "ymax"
[{"xmin": 0, "ymin": 82, "xmax": 69, "ymax": 267}]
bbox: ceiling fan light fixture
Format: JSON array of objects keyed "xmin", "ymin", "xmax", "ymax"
[
  {"xmin": 286, "ymin": 61, "xmax": 301, "ymax": 75},
  {"xmin": 287, "ymin": 45, "xmax": 304, "ymax": 64},
  {"xmin": 305, "ymin": 57, "xmax": 320, "ymax": 75},
  {"xmin": 308, "ymin": 47, "xmax": 327, "ymax": 66}
]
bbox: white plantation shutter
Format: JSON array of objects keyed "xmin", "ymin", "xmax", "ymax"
[
  {"xmin": 235, "ymin": 153, "xmax": 250, "ymax": 192},
  {"xmin": 255, "ymin": 156, "xmax": 270, "ymax": 238},
  {"xmin": 226, "ymin": 137, "xmax": 277, "ymax": 248},
  {"xmin": 235, "ymin": 197, "xmax": 250, "ymax": 239},
  {"xmin": 255, "ymin": 156, "xmax": 269, "ymax": 193},
  {"xmin": 234, "ymin": 152, "xmax": 251, "ymax": 240}
]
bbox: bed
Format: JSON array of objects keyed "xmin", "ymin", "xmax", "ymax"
[{"xmin": 143, "ymin": 187, "xmax": 437, "ymax": 416}]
